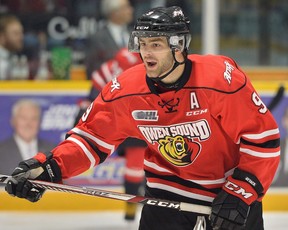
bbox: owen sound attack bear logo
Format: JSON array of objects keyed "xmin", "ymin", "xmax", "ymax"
[
  {"xmin": 158, "ymin": 135, "xmax": 201, "ymax": 166},
  {"xmin": 138, "ymin": 120, "xmax": 210, "ymax": 167}
]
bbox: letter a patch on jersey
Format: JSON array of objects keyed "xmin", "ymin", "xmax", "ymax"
[{"xmin": 190, "ymin": 92, "xmax": 200, "ymax": 109}]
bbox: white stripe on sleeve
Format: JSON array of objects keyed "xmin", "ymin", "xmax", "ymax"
[
  {"xmin": 242, "ymin": 128, "xmax": 279, "ymax": 140},
  {"xmin": 67, "ymin": 137, "xmax": 96, "ymax": 168},
  {"xmin": 71, "ymin": 127, "xmax": 115, "ymax": 155},
  {"xmin": 240, "ymin": 147, "xmax": 280, "ymax": 158}
]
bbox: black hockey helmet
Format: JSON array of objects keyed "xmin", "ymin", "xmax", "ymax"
[{"xmin": 128, "ymin": 6, "xmax": 191, "ymax": 53}]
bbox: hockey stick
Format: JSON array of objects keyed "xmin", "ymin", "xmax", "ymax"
[
  {"xmin": 0, "ymin": 174, "xmax": 211, "ymax": 215},
  {"xmin": 267, "ymin": 85, "xmax": 285, "ymax": 111}
]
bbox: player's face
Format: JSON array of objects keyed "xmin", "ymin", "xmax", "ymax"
[
  {"xmin": 11, "ymin": 105, "xmax": 40, "ymax": 143},
  {"xmin": 139, "ymin": 37, "xmax": 174, "ymax": 79}
]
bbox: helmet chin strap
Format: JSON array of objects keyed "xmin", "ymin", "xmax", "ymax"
[{"xmin": 152, "ymin": 49, "xmax": 186, "ymax": 82}]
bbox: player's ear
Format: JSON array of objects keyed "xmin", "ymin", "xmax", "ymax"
[
  {"xmin": 173, "ymin": 48, "xmax": 180, "ymax": 52},
  {"xmin": 172, "ymin": 47, "xmax": 184, "ymax": 55},
  {"xmin": 173, "ymin": 49, "xmax": 185, "ymax": 62}
]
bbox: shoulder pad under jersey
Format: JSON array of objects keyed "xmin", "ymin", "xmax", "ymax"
[
  {"xmin": 187, "ymin": 54, "xmax": 247, "ymax": 93},
  {"xmin": 101, "ymin": 63, "xmax": 150, "ymax": 102}
]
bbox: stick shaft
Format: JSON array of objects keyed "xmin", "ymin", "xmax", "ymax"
[{"xmin": 0, "ymin": 174, "xmax": 211, "ymax": 215}]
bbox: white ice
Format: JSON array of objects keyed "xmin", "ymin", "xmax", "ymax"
[{"xmin": 0, "ymin": 210, "xmax": 287, "ymax": 230}]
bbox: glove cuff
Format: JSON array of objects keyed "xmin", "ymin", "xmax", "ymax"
[
  {"xmin": 37, "ymin": 152, "xmax": 62, "ymax": 183},
  {"xmin": 223, "ymin": 177, "xmax": 257, "ymax": 205},
  {"xmin": 21, "ymin": 152, "xmax": 62, "ymax": 183},
  {"xmin": 232, "ymin": 168, "xmax": 264, "ymax": 196},
  {"xmin": 223, "ymin": 168, "xmax": 264, "ymax": 205}
]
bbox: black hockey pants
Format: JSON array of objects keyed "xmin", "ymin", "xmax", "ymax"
[{"xmin": 138, "ymin": 201, "xmax": 264, "ymax": 230}]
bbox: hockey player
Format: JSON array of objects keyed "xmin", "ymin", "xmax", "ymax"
[
  {"xmin": 5, "ymin": 6, "xmax": 280, "ymax": 230},
  {"xmin": 75, "ymin": 47, "xmax": 145, "ymax": 221}
]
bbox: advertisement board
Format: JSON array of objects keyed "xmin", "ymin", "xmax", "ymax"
[{"xmin": 0, "ymin": 80, "xmax": 287, "ymax": 188}]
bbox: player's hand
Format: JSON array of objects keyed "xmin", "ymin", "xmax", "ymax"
[
  {"xmin": 209, "ymin": 190, "xmax": 250, "ymax": 230},
  {"xmin": 5, "ymin": 152, "xmax": 62, "ymax": 202},
  {"xmin": 5, "ymin": 164, "xmax": 46, "ymax": 202}
]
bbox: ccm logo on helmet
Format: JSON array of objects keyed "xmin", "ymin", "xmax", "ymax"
[
  {"xmin": 224, "ymin": 181, "xmax": 253, "ymax": 199},
  {"xmin": 136, "ymin": 26, "xmax": 149, "ymax": 30}
]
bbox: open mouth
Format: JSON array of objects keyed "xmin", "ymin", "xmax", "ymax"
[{"xmin": 146, "ymin": 61, "xmax": 157, "ymax": 68}]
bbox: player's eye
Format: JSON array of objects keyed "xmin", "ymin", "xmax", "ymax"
[{"xmin": 152, "ymin": 43, "xmax": 161, "ymax": 48}]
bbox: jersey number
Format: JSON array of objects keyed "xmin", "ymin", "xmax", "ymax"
[
  {"xmin": 82, "ymin": 102, "xmax": 93, "ymax": 122},
  {"xmin": 252, "ymin": 92, "xmax": 267, "ymax": 114}
]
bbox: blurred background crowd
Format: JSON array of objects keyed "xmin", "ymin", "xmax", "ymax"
[{"xmin": 0, "ymin": 0, "xmax": 287, "ymax": 81}]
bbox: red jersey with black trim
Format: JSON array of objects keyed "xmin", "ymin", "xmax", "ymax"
[{"xmin": 36, "ymin": 54, "xmax": 280, "ymax": 206}]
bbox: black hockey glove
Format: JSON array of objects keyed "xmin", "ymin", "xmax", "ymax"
[
  {"xmin": 210, "ymin": 168, "xmax": 264, "ymax": 230},
  {"xmin": 5, "ymin": 152, "xmax": 62, "ymax": 202},
  {"xmin": 210, "ymin": 190, "xmax": 250, "ymax": 230}
]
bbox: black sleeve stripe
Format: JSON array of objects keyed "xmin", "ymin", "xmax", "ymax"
[
  {"xmin": 71, "ymin": 133, "xmax": 108, "ymax": 164},
  {"xmin": 240, "ymin": 137, "xmax": 280, "ymax": 148}
]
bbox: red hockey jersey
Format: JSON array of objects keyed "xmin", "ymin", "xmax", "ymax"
[{"xmin": 38, "ymin": 54, "xmax": 280, "ymax": 206}]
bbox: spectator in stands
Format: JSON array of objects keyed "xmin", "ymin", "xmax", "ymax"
[
  {"xmin": 85, "ymin": 0, "xmax": 134, "ymax": 79},
  {"xmin": 0, "ymin": 99, "xmax": 55, "ymax": 174},
  {"xmin": 0, "ymin": 14, "xmax": 24, "ymax": 80}
]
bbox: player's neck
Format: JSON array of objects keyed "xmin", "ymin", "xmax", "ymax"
[
  {"xmin": 160, "ymin": 62, "xmax": 185, "ymax": 85},
  {"xmin": 150, "ymin": 59, "xmax": 192, "ymax": 93}
]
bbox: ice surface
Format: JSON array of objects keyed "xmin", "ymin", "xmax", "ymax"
[{"xmin": 0, "ymin": 210, "xmax": 287, "ymax": 230}]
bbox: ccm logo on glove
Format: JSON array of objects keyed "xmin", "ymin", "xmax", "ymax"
[{"xmin": 224, "ymin": 181, "xmax": 253, "ymax": 199}]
